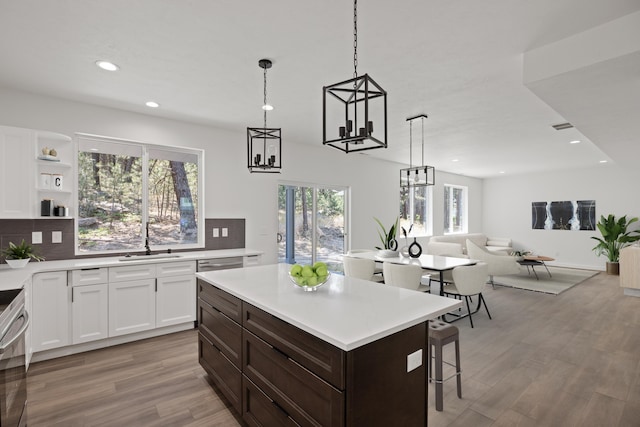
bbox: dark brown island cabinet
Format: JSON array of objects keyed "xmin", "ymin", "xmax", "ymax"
[{"xmin": 197, "ymin": 277, "xmax": 440, "ymax": 426}]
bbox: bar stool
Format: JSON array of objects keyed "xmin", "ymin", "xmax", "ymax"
[{"xmin": 428, "ymin": 319, "xmax": 462, "ymax": 411}]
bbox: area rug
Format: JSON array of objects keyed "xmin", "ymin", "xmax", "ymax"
[{"xmin": 492, "ymin": 265, "xmax": 599, "ymax": 295}]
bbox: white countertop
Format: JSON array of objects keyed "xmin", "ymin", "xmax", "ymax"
[
  {"xmin": 0, "ymin": 248, "xmax": 262, "ymax": 291},
  {"xmin": 196, "ymin": 263, "xmax": 462, "ymax": 351}
]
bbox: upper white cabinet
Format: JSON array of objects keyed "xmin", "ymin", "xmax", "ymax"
[
  {"xmin": 0, "ymin": 125, "xmax": 73, "ymax": 218},
  {"xmin": 0, "ymin": 126, "xmax": 36, "ymax": 218}
]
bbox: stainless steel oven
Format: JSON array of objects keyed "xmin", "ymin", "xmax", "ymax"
[{"xmin": 0, "ymin": 288, "xmax": 28, "ymax": 427}]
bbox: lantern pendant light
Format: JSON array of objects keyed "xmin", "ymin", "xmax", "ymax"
[
  {"xmin": 247, "ymin": 59, "xmax": 282, "ymax": 173},
  {"xmin": 400, "ymin": 114, "xmax": 435, "ymax": 188},
  {"xmin": 322, "ymin": 0, "xmax": 387, "ymax": 153}
]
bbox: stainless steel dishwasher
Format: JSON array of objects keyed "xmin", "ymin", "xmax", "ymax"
[{"xmin": 197, "ymin": 257, "xmax": 244, "ymax": 272}]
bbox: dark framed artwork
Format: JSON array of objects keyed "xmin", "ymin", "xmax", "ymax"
[{"xmin": 532, "ymin": 200, "xmax": 596, "ymax": 230}]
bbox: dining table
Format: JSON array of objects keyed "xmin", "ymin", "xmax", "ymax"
[{"xmin": 347, "ymin": 251, "xmax": 478, "ymax": 295}]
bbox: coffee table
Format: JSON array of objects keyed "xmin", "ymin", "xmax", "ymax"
[{"xmin": 517, "ymin": 255, "xmax": 554, "ymax": 280}]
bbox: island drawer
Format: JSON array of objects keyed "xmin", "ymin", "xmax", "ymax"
[
  {"xmin": 243, "ymin": 376, "xmax": 301, "ymax": 427},
  {"xmin": 199, "ymin": 332, "xmax": 242, "ymax": 414},
  {"xmin": 198, "ymin": 280, "xmax": 242, "ymax": 323},
  {"xmin": 243, "ymin": 330, "xmax": 345, "ymax": 427},
  {"xmin": 243, "ymin": 303, "xmax": 345, "ymax": 390},
  {"xmin": 198, "ymin": 299, "xmax": 242, "ymax": 367}
]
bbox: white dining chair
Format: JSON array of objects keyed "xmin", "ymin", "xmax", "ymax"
[
  {"xmin": 442, "ymin": 262, "xmax": 491, "ymax": 328},
  {"xmin": 343, "ymin": 256, "xmax": 384, "ymax": 282},
  {"xmin": 347, "ymin": 249, "xmax": 383, "ymax": 275},
  {"xmin": 382, "ymin": 262, "xmax": 430, "ymax": 292}
]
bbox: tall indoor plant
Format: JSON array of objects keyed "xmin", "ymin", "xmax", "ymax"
[{"xmin": 591, "ymin": 214, "xmax": 640, "ymax": 275}]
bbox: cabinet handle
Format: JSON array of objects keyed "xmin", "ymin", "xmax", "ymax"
[
  {"xmin": 155, "ymin": 279, "xmax": 157, "ymax": 292},
  {"xmin": 272, "ymin": 400, "xmax": 290, "ymax": 418},
  {"xmin": 80, "ymin": 267, "xmax": 100, "ymax": 271},
  {"xmin": 272, "ymin": 345, "xmax": 289, "ymax": 359},
  {"xmin": 71, "ymin": 287, "xmax": 74, "ymax": 303}
]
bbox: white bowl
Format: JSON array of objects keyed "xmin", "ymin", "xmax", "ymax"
[
  {"xmin": 5, "ymin": 259, "xmax": 30, "ymax": 269},
  {"xmin": 288, "ymin": 272, "xmax": 331, "ymax": 292}
]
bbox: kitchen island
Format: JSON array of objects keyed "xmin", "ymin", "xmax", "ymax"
[{"xmin": 196, "ymin": 263, "xmax": 462, "ymax": 426}]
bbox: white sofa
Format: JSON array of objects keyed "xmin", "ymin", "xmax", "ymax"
[{"xmin": 427, "ymin": 233, "xmax": 512, "ymax": 256}]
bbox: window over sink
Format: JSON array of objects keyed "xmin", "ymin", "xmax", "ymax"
[{"xmin": 76, "ymin": 134, "xmax": 203, "ymax": 254}]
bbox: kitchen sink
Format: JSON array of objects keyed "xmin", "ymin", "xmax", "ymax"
[{"xmin": 118, "ymin": 253, "xmax": 182, "ymax": 261}]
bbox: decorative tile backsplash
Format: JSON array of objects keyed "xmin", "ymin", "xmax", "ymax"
[{"xmin": 0, "ymin": 218, "xmax": 245, "ymax": 262}]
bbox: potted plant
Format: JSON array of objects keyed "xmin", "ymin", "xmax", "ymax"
[
  {"xmin": 374, "ymin": 217, "xmax": 399, "ymax": 257},
  {"xmin": 2, "ymin": 239, "xmax": 44, "ymax": 268},
  {"xmin": 591, "ymin": 214, "xmax": 640, "ymax": 275}
]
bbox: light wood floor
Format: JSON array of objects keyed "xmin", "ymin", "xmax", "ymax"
[{"xmin": 27, "ymin": 271, "xmax": 640, "ymax": 426}]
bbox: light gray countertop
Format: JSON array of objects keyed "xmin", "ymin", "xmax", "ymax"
[{"xmin": 197, "ymin": 263, "xmax": 462, "ymax": 351}]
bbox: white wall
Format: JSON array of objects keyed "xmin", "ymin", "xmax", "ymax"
[
  {"xmin": 1, "ymin": 86, "xmax": 456, "ymax": 263},
  {"xmin": 483, "ymin": 165, "xmax": 640, "ymax": 270}
]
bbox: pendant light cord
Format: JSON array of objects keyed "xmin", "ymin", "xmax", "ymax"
[
  {"xmin": 353, "ymin": 0, "xmax": 358, "ymax": 80},
  {"xmin": 263, "ymin": 66, "xmax": 268, "ymax": 129},
  {"xmin": 409, "ymin": 119, "xmax": 413, "ymax": 168},
  {"xmin": 421, "ymin": 116, "xmax": 425, "ymax": 166}
]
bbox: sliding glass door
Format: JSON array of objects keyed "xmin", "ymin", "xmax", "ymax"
[{"xmin": 278, "ymin": 184, "xmax": 347, "ymax": 273}]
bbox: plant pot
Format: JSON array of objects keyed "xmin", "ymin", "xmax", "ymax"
[
  {"xmin": 606, "ymin": 261, "xmax": 619, "ymax": 275},
  {"xmin": 377, "ymin": 250, "xmax": 399, "ymax": 258},
  {"xmin": 5, "ymin": 259, "xmax": 30, "ymax": 269}
]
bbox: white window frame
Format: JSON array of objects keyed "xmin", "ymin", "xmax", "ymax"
[
  {"xmin": 444, "ymin": 184, "xmax": 468, "ymax": 235},
  {"xmin": 74, "ymin": 133, "xmax": 205, "ymax": 255},
  {"xmin": 400, "ymin": 185, "xmax": 433, "ymax": 237}
]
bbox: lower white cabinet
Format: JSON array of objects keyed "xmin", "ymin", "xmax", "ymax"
[
  {"xmin": 72, "ymin": 283, "xmax": 108, "ymax": 344},
  {"xmin": 32, "ymin": 271, "xmax": 69, "ymax": 352},
  {"xmin": 108, "ymin": 279, "xmax": 157, "ymax": 337},
  {"xmin": 156, "ymin": 275, "xmax": 196, "ymax": 327}
]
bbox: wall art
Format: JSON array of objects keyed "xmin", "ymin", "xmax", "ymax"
[{"xmin": 532, "ymin": 200, "xmax": 595, "ymax": 230}]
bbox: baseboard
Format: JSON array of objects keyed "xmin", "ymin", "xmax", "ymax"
[{"xmin": 623, "ymin": 288, "xmax": 640, "ymax": 298}]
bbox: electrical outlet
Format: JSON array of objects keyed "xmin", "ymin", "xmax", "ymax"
[
  {"xmin": 407, "ymin": 349, "xmax": 422, "ymax": 373},
  {"xmin": 222, "ymin": 228, "xmax": 228, "ymax": 237},
  {"xmin": 32, "ymin": 231, "xmax": 42, "ymax": 244},
  {"xmin": 52, "ymin": 231, "xmax": 62, "ymax": 243},
  {"xmin": 212, "ymin": 228, "xmax": 219, "ymax": 238}
]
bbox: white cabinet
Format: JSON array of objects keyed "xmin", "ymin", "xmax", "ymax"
[
  {"xmin": 69, "ymin": 268, "xmax": 109, "ymax": 344},
  {"xmin": 72, "ymin": 283, "xmax": 108, "ymax": 343},
  {"xmin": 156, "ymin": 261, "xmax": 196, "ymax": 327},
  {"xmin": 32, "ymin": 271, "xmax": 69, "ymax": 352},
  {"xmin": 0, "ymin": 126, "xmax": 36, "ymax": 218},
  {"xmin": 108, "ymin": 279, "xmax": 156, "ymax": 337}
]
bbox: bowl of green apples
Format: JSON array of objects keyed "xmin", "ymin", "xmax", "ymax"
[{"xmin": 288, "ymin": 262, "xmax": 330, "ymax": 292}]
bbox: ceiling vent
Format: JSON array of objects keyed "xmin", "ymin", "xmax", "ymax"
[{"xmin": 552, "ymin": 122, "xmax": 574, "ymax": 130}]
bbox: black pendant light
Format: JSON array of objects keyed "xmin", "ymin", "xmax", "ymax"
[
  {"xmin": 322, "ymin": 0, "xmax": 387, "ymax": 153},
  {"xmin": 400, "ymin": 114, "xmax": 435, "ymax": 188},
  {"xmin": 247, "ymin": 59, "xmax": 282, "ymax": 173}
]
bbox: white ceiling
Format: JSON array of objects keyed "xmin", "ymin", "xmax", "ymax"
[{"xmin": 1, "ymin": 0, "xmax": 639, "ymax": 178}]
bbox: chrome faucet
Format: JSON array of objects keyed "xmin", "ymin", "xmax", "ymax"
[{"xmin": 145, "ymin": 221, "xmax": 151, "ymax": 255}]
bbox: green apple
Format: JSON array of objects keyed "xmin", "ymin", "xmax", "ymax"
[
  {"xmin": 301, "ymin": 266, "xmax": 314, "ymax": 278},
  {"xmin": 307, "ymin": 276, "xmax": 318, "ymax": 286},
  {"xmin": 290, "ymin": 264, "xmax": 303, "ymax": 277}
]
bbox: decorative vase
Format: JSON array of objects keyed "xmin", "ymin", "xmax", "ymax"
[
  {"xmin": 606, "ymin": 261, "xmax": 619, "ymax": 275},
  {"xmin": 5, "ymin": 258, "xmax": 30, "ymax": 269},
  {"xmin": 399, "ymin": 246, "xmax": 410, "ymax": 258},
  {"xmin": 408, "ymin": 238, "xmax": 422, "ymax": 258}
]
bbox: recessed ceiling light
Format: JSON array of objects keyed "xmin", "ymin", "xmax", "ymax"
[
  {"xmin": 452, "ymin": 159, "xmax": 459, "ymax": 162},
  {"xmin": 570, "ymin": 140, "xmax": 581, "ymax": 144},
  {"xmin": 89, "ymin": 148, "xmax": 99, "ymax": 152},
  {"xmin": 599, "ymin": 160, "xmax": 608, "ymax": 163},
  {"xmin": 145, "ymin": 101, "xmax": 160, "ymax": 108},
  {"xmin": 95, "ymin": 60, "xmax": 119, "ymax": 71},
  {"xmin": 499, "ymin": 171, "xmax": 505, "ymax": 174},
  {"xmin": 262, "ymin": 104, "xmax": 274, "ymax": 111}
]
